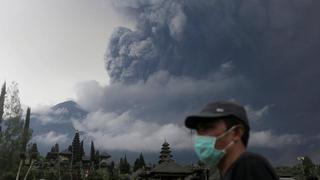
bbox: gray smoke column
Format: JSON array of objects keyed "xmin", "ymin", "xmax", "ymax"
[
  {"xmin": 105, "ymin": 0, "xmax": 320, "ymax": 135},
  {"xmin": 76, "ymin": 0, "xmax": 320, "ymax": 164},
  {"xmin": 105, "ymin": 0, "xmax": 248, "ymax": 84}
]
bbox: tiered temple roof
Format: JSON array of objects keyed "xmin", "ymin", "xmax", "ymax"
[
  {"xmin": 158, "ymin": 140, "xmax": 173, "ymax": 164},
  {"xmin": 141, "ymin": 140, "xmax": 194, "ymax": 179}
]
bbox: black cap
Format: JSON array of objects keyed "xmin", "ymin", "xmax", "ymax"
[{"xmin": 185, "ymin": 101, "xmax": 249, "ymax": 129}]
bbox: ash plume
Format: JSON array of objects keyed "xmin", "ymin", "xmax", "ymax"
[
  {"xmin": 105, "ymin": 0, "xmax": 248, "ymax": 84},
  {"xmin": 74, "ymin": 0, "xmax": 320, "ymax": 163},
  {"xmin": 104, "ymin": 0, "xmax": 320, "ymax": 135}
]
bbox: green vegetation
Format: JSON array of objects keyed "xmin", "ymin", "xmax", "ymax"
[
  {"xmin": 0, "ymin": 82, "xmax": 33, "ymax": 179},
  {"xmin": 133, "ymin": 153, "xmax": 146, "ymax": 172},
  {"xmin": 119, "ymin": 155, "xmax": 131, "ymax": 174},
  {"xmin": 276, "ymin": 156, "xmax": 320, "ymax": 179}
]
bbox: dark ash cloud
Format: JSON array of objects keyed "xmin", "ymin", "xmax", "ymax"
[
  {"xmin": 105, "ymin": 0, "xmax": 247, "ymax": 84},
  {"xmin": 77, "ymin": 63, "xmax": 247, "ymax": 124},
  {"xmin": 74, "ymin": 66, "xmax": 299, "ymax": 154},
  {"xmin": 70, "ymin": 0, "xmax": 320, "ymax": 164},
  {"xmin": 105, "ymin": 0, "xmax": 320, "ymax": 135}
]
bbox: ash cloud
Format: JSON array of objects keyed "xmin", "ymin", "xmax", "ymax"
[
  {"xmin": 74, "ymin": 0, "xmax": 320, "ymax": 164},
  {"xmin": 104, "ymin": 0, "xmax": 320, "ymax": 138},
  {"xmin": 73, "ymin": 62, "xmax": 252, "ymax": 152},
  {"xmin": 33, "ymin": 131, "xmax": 68, "ymax": 146},
  {"xmin": 72, "ymin": 110, "xmax": 192, "ymax": 152},
  {"xmin": 76, "ymin": 62, "xmax": 247, "ymax": 124},
  {"xmin": 74, "ymin": 66, "xmax": 298, "ymax": 153},
  {"xmin": 105, "ymin": 0, "xmax": 246, "ymax": 84},
  {"xmin": 31, "ymin": 106, "xmax": 72, "ymax": 125},
  {"xmin": 74, "ymin": 63, "xmax": 247, "ymax": 152},
  {"xmin": 250, "ymin": 131, "xmax": 303, "ymax": 148}
]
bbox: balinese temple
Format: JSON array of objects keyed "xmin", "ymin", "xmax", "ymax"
[
  {"xmin": 158, "ymin": 141, "xmax": 173, "ymax": 164},
  {"xmin": 46, "ymin": 144, "xmax": 60, "ymax": 161},
  {"xmin": 139, "ymin": 140, "xmax": 195, "ymax": 180},
  {"xmin": 149, "ymin": 160, "xmax": 194, "ymax": 179},
  {"xmin": 45, "ymin": 151, "xmax": 58, "ymax": 161},
  {"xmin": 59, "ymin": 149, "xmax": 72, "ymax": 167},
  {"xmin": 59, "ymin": 149, "xmax": 72, "ymax": 160}
]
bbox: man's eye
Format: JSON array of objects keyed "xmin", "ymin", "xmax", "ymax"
[
  {"xmin": 200, "ymin": 127, "xmax": 211, "ymax": 132},
  {"xmin": 200, "ymin": 128, "xmax": 208, "ymax": 132},
  {"xmin": 208, "ymin": 124, "xmax": 217, "ymax": 129},
  {"xmin": 197, "ymin": 123, "xmax": 217, "ymax": 132}
]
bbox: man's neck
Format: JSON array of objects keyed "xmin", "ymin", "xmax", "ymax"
[{"xmin": 218, "ymin": 145, "xmax": 246, "ymax": 176}]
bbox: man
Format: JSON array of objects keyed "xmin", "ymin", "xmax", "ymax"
[{"xmin": 185, "ymin": 101, "xmax": 279, "ymax": 180}]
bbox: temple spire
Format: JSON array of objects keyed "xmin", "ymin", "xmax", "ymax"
[
  {"xmin": 72, "ymin": 130, "xmax": 81, "ymax": 164},
  {"xmin": 158, "ymin": 140, "xmax": 173, "ymax": 164}
]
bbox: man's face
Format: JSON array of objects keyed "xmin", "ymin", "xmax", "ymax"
[{"xmin": 196, "ymin": 119, "xmax": 234, "ymax": 150}]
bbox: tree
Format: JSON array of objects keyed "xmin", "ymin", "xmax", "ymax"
[
  {"xmin": 133, "ymin": 153, "xmax": 146, "ymax": 171},
  {"xmin": 29, "ymin": 143, "xmax": 39, "ymax": 160},
  {"xmin": 119, "ymin": 154, "xmax": 131, "ymax": 174},
  {"xmin": 109, "ymin": 160, "xmax": 115, "ymax": 176},
  {"xmin": 4, "ymin": 82, "xmax": 22, "ymax": 119},
  {"xmin": 90, "ymin": 141, "xmax": 95, "ymax": 162},
  {"xmin": 17, "ymin": 107, "xmax": 32, "ymax": 180},
  {"xmin": 138, "ymin": 153, "xmax": 146, "ymax": 168},
  {"xmin": 0, "ymin": 82, "xmax": 32, "ymax": 179},
  {"xmin": 21, "ymin": 107, "xmax": 31, "ymax": 154},
  {"xmin": 95, "ymin": 150, "xmax": 100, "ymax": 166},
  {"xmin": 0, "ymin": 116, "xmax": 23, "ymax": 175},
  {"xmin": 80, "ymin": 140, "xmax": 85, "ymax": 158},
  {"xmin": 24, "ymin": 143, "xmax": 39, "ymax": 180},
  {"xmin": 301, "ymin": 156, "xmax": 316, "ymax": 177},
  {"xmin": 0, "ymin": 82, "xmax": 24, "ymax": 177},
  {"xmin": 0, "ymin": 82, "xmax": 6, "ymax": 135}
]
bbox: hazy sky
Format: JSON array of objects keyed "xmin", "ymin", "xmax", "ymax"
[{"xmin": 0, "ymin": 0, "xmax": 127, "ymax": 107}]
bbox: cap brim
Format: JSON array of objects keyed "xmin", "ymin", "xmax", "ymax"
[{"xmin": 184, "ymin": 112, "xmax": 230, "ymax": 129}]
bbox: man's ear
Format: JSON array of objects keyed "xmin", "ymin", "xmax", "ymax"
[{"xmin": 232, "ymin": 125, "xmax": 245, "ymax": 142}]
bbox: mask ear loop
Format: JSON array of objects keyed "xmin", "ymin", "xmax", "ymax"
[
  {"xmin": 217, "ymin": 125, "xmax": 238, "ymax": 140},
  {"xmin": 222, "ymin": 140, "xmax": 235, "ymax": 153},
  {"xmin": 218, "ymin": 126, "xmax": 239, "ymax": 152}
]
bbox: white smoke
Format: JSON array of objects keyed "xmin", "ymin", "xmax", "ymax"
[
  {"xmin": 33, "ymin": 131, "xmax": 68, "ymax": 145},
  {"xmin": 76, "ymin": 62, "xmax": 246, "ymax": 123},
  {"xmin": 250, "ymin": 131, "xmax": 303, "ymax": 148},
  {"xmin": 74, "ymin": 61, "xmax": 294, "ymax": 151},
  {"xmin": 72, "ymin": 110, "xmax": 192, "ymax": 152}
]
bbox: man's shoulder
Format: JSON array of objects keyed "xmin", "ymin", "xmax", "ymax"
[
  {"xmin": 237, "ymin": 151, "xmax": 270, "ymax": 164},
  {"xmin": 224, "ymin": 151, "xmax": 279, "ymax": 180},
  {"xmin": 232, "ymin": 151, "xmax": 275, "ymax": 171}
]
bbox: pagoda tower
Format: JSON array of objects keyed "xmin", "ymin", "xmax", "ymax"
[
  {"xmin": 158, "ymin": 140, "xmax": 173, "ymax": 164},
  {"xmin": 72, "ymin": 130, "xmax": 81, "ymax": 164}
]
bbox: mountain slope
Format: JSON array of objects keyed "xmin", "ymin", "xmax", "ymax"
[{"xmin": 30, "ymin": 100, "xmax": 88, "ymax": 153}]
